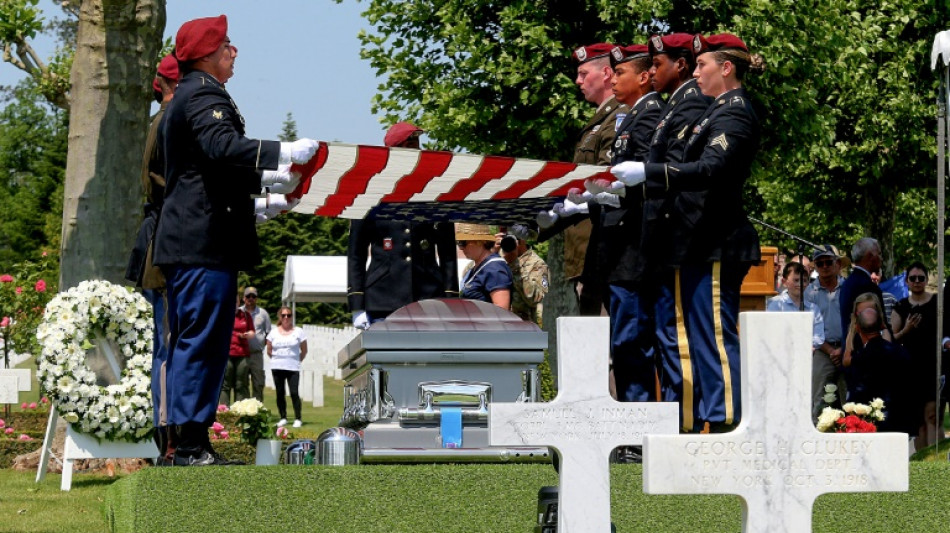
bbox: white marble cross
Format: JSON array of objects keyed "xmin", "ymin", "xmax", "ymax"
[
  {"xmin": 490, "ymin": 317, "xmax": 679, "ymax": 532},
  {"xmin": 0, "ymin": 375, "xmax": 17, "ymax": 403},
  {"xmin": 643, "ymin": 312, "xmax": 909, "ymax": 533}
]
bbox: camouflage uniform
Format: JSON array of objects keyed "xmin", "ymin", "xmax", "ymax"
[{"xmin": 508, "ymin": 249, "xmax": 549, "ymax": 324}]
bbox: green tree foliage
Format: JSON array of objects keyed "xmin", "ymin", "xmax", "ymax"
[
  {"xmin": 0, "ymin": 0, "xmax": 75, "ymax": 109},
  {"xmin": 241, "ymin": 113, "xmax": 351, "ymax": 326},
  {"xmin": 348, "ymin": 0, "xmax": 949, "ymax": 274},
  {"xmin": 0, "ymin": 79, "xmax": 67, "ymax": 267}
]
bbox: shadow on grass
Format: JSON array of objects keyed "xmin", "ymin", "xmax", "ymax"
[{"xmin": 70, "ymin": 476, "xmax": 124, "ymax": 489}]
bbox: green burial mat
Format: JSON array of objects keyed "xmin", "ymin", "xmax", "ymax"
[{"xmin": 107, "ymin": 462, "xmax": 950, "ymax": 533}]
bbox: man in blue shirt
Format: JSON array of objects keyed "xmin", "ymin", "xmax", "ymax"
[{"xmin": 767, "ymin": 261, "xmax": 824, "ymax": 351}]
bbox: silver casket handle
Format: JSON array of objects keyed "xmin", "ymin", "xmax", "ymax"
[{"xmin": 398, "ymin": 380, "xmax": 492, "ymax": 424}]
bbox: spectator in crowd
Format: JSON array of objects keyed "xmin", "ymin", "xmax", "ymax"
[
  {"xmin": 347, "ymin": 122, "xmax": 458, "ymax": 330},
  {"xmin": 842, "ymin": 292, "xmax": 916, "ymax": 434},
  {"xmin": 457, "ymin": 223, "xmax": 513, "ymax": 309},
  {"xmin": 240, "ymin": 286, "xmax": 271, "ymax": 402},
  {"xmin": 220, "ymin": 295, "xmax": 254, "ymax": 406},
  {"xmin": 804, "ymin": 245, "xmax": 848, "ymax": 417},
  {"xmin": 891, "ymin": 262, "xmax": 939, "ymax": 448},
  {"xmin": 839, "ymin": 237, "xmax": 885, "ymax": 339},
  {"xmin": 267, "ymin": 306, "xmax": 308, "ymax": 428},
  {"xmin": 500, "ymin": 224, "xmax": 549, "ymax": 324},
  {"xmin": 871, "ymin": 270, "xmax": 899, "ymax": 320},
  {"xmin": 767, "ymin": 261, "xmax": 824, "ymax": 350}
]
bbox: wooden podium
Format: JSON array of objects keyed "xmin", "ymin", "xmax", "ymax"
[{"xmin": 739, "ymin": 246, "xmax": 778, "ymax": 311}]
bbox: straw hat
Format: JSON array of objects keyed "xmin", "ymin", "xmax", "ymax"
[{"xmin": 455, "ymin": 223, "xmax": 496, "ymax": 242}]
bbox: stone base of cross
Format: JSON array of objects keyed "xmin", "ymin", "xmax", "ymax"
[
  {"xmin": 0, "ymin": 368, "xmax": 31, "ymax": 403},
  {"xmin": 490, "ymin": 317, "xmax": 678, "ymax": 532},
  {"xmin": 643, "ymin": 312, "xmax": 909, "ymax": 533}
]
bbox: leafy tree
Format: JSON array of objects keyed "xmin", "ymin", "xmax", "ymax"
[
  {"xmin": 0, "ymin": 0, "xmax": 74, "ymax": 109},
  {"xmin": 348, "ymin": 0, "xmax": 948, "ymax": 278},
  {"xmin": 242, "ymin": 113, "xmax": 351, "ymax": 326},
  {"xmin": 0, "ymin": 79, "xmax": 67, "ymax": 266}
]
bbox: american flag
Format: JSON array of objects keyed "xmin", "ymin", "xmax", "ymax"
[{"xmin": 288, "ymin": 142, "xmax": 612, "ymax": 224}]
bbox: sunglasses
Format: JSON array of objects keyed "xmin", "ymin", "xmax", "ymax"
[
  {"xmin": 908, "ymin": 275, "xmax": 926, "ymax": 283},
  {"xmin": 245, "ymin": 294, "xmax": 257, "ymax": 298},
  {"xmin": 456, "ymin": 240, "xmax": 468, "ymax": 248},
  {"xmin": 280, "ymin": 314, "xmax": 292, "ymax": 318},
  {"xmin": 814, "ymin": 259, "xmax": 834, "ymax": 267}
]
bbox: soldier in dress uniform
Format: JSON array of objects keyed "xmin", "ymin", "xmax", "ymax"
[
  {"xmin": 501, "ymin": 224, "xmax": 549, "ymax": 325},
  {"xmin": 539, "ymin": 42, "xmax": 628, "ymax": 316},
  {"xmin": 609, "ymin": 33, "xmax": 765, "ymax": 432},
  {"xmin": 154, "ymin": 15, "xmax": 320, "ymax": 465},
  {"xmin": 125, "ymin": 53, "xmax": 179, "ymax": 465},
  {"xmin": 347, "ymin": 123, "xmax": 459, "ymax": 329},
  {"xmin": 584, "ymin": 44, "xmax": 665, "ymax": 407}
]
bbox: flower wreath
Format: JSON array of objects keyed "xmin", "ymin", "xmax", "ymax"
[{"xmin": 36, "ymin": 280, "xmax": 153, "ymax": 442}]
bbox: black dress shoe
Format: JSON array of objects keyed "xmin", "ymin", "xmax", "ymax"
[{"xmin": 174, "ymin": 447, "xmax": 242, "ymax": 466}]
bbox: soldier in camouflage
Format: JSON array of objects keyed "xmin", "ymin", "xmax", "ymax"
[{"xmin": 501, "ymin": 224, "xmax": 550, "ymax": 325}]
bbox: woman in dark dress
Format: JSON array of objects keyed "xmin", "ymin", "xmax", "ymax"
[
  {"xmin": 455, "ymin": 223, "xmax": 513, "ymax": 308},
  {"xmin": 890, "ymin": 262, "xmax": 939, "ymax": 448}
]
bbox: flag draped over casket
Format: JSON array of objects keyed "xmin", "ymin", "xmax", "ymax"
[{"xmin": 288, "ymin": 142, "xmax": 613, "ymax": 224}]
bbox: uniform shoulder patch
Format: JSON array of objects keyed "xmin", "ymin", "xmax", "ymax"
[
  {"xmin": 709, "ymin": 133, "xmax": 729, "ymax": 151},
  {"xmin": 646, "ymin": 99, "xmax": 661, "ymax": 108},
  {"xmin": 685, "ymin": 87, "xmax": 697, "ymax": 97},
  {"xmin": 730, "ymin": 95, "xmax": 745, "ymax": 106},
  {"xmin": 212, "ymin": 109, "xmax": 224, "ymax": 120}
]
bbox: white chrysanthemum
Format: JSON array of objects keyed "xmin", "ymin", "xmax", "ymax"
[
  {"xmin": 816, "ymin": 407, "xmax": 843, "ymax": 432},
  {"xmin": 852, "ymin": 403, "xmax": 872, "ymax": 416}
]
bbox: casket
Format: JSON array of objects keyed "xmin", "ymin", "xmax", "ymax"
[{"xmin": 338, "ymin": 299, "xmax": 550, "ymax": 462}]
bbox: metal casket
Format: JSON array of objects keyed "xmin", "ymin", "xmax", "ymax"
[{"xmin": 338, "ymin": 299, "xmax": 549, "ymax": 462}]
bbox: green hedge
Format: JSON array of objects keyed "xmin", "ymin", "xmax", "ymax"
[{"xmin": 107, "ymin": 463, "xmax": 950, "ymax": 533}]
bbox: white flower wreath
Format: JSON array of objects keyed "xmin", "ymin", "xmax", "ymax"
[{"xmin": 36, "ymin": 280, "xmax": 153, "ymax": 442}]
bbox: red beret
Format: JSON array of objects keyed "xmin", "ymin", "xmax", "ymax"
[
  {"xmin": 157, "ymin": 53, "xmax": 180, "ymax": 81},
  {"xmin": 384, "ymin": 122, "xmax": 423, "ymax": 147},
  {"xmin": 572, "ymin": 43, "xmax": 614, "ymax": 64},
  {"xmin": 152, "ymin": 77, "xmax": 162, "ymax": 95},
  {"xmin": 610, "ymin": 44, "xmax": 650, "ymax": 65},
  {"xmin": 648, "ymin": 33, "xmax": 695, "ymax": 56},
  {"xmin": 701, "ymin": 33, "xmax": 748, "ymax": 53},
  {"xmin": 174, "ymin": 15, "xmax": 228, "ymax": 62}
]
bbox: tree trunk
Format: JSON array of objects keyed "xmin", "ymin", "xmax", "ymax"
[
  {"xmin": 541, "ymin": 233, "xmax": 579, "ymax": 387},
  {"xmin": 863, "ymin": 183, "xmax": 898, "ymax": 277},
  {"xmin": 59, "ymin": 0, "xmax": 165, "ymax": 289}
]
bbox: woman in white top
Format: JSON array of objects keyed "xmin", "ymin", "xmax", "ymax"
[{"xmin": 266, "ymin": 306, "xmax": 308, "ymax": 428}]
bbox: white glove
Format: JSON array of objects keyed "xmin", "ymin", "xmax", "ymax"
[
  {"xmin": 555, "ymin": 198, "xmax": 588, "ymax": 217},
  {"xmin": 264, "ymin": 194, "xmax": 300, "ymax": 218},
  {"xmin": 610, "ymin": 161, "xmax": 645, "ymax": 186},
  {"xmin": 279, "ymin": 138, "xmax": 319, "ymax": 165},
  {"xmin": 261, "ymin": 164, "xmax": 301, "ymax": 194},
  {"xmin": 593, "ymin": 191, "xmax": 622, "ymax": 208},
  {"xmin": 567, "ymin": 188, "xmax": 593, "ymax": 205},
  {"xmin": 585, "ymin": 178, "xmax": 626, "ymax": 196},
  {"xmin": 352, "ymin": 311, "xmax": 370, "ymax": 330},
  {"xmin": 537, "ymin": 208, "xmax": 559, "ymax": 229},
  {"xmin": 255, "ymin": 212, "xmax": 269, "ymax": 224}
]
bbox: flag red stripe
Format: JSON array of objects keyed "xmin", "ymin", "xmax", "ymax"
[
  {"xmin": 436, "ymin": 156, "xmax": 516, "ymax": 202},
  {"xmin": 379, "ymin": 151, "xmax": 455, "ymax": 203},
  {"xmin": 490, "ymin": 161, "xmax": 576, "ymax": 200},
  {"xmin": 287, "ymin": 142, "xmax": 329, "ymax": 204},
  {"xmin": 548, "ymin": 171, "xmax": 614, "ymax": 196},
  {"xmin": 316, "ymin": 146, "xmax": 390, "ymax": 217}
]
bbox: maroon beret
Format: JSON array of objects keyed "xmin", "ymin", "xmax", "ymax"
[
  {"xmin": 384, "ymin": 122, "xmax": 423, "ymax": 147},
  {"xmin": 572, "ymin": 43, "xmax": 614, "ymax": 64},
  {"xmin": 610, "ymin": 44, "xmax": 650, "ymax": 65},
  {"xmin": 174, "ymin": 15, "xmax": 228, "ymax": 62},
  {"xmin": 702, "ymin": 33, "xmax": 748, "ymax": 53},
  {"xmin": 152, "ymin": 77, "xmax": 162, "ymax": 95},
  {"xmin": 157, "ymin": 53, "xmax": 180, "ymax": 81},
  {"xmin": 648, "ymin": 33, "xmax": 695, "ymax": 56}
]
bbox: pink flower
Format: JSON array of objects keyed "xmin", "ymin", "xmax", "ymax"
[
  {"xmin": 219, "ymin": 431, "xmax": 229, "ymax": 440},
  {"xmin": 276, "ymin": 426, "xmax": 289, "ymax": 439},
  {"xmin": 40, "ymin": 396, "xmax": 48, "ymax": 404},
  {"xmin": 34, "ymin": 280, "xmax": 46, "ymax": 292},
  {"xmin": 28, "ymin": 402, "xmax": 37, "ymax": 409},
  {"xmin": 17, "ymin": 434, "xmax": 31, "ymax": 441},
  {"xmin": 216, "ymin": 404, "xmax": 229, "ymax": 413},
  {"xmin": 20, "ymin": 402, "xmax": 27, "ymax": 409},
  {"xmin": 41, "ymin": 251, "xmax": 47, "ymax": 257},
  {"xmin": 0, "ymin": 317, "xmax": 8, "ymax": 328},
  {"xmin": 212, "ymin": 422, "xmax": 225, "ymax": 433},
  {"xmin": 15, "ymin": 287, "xmax": 22, "ymax": 295},
  {"xmin": 209, "ymin": 433, "xmax": 219, "ymax": 440},
  {"xmin": 0, "ymin": 274, "xmax": 12, "ymax": 283},
  {"xmin": 4, "ymin": 428, "xmax": 12, "ymax": 435},
  {"xmin": 0, "ymin": 419, "xmax": 5, "ymax": 428}
]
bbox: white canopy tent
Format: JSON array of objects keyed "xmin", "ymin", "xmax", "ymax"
[{"xmin": 281, "ymin": 255, "xmax": 472, "ymax": 319}]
